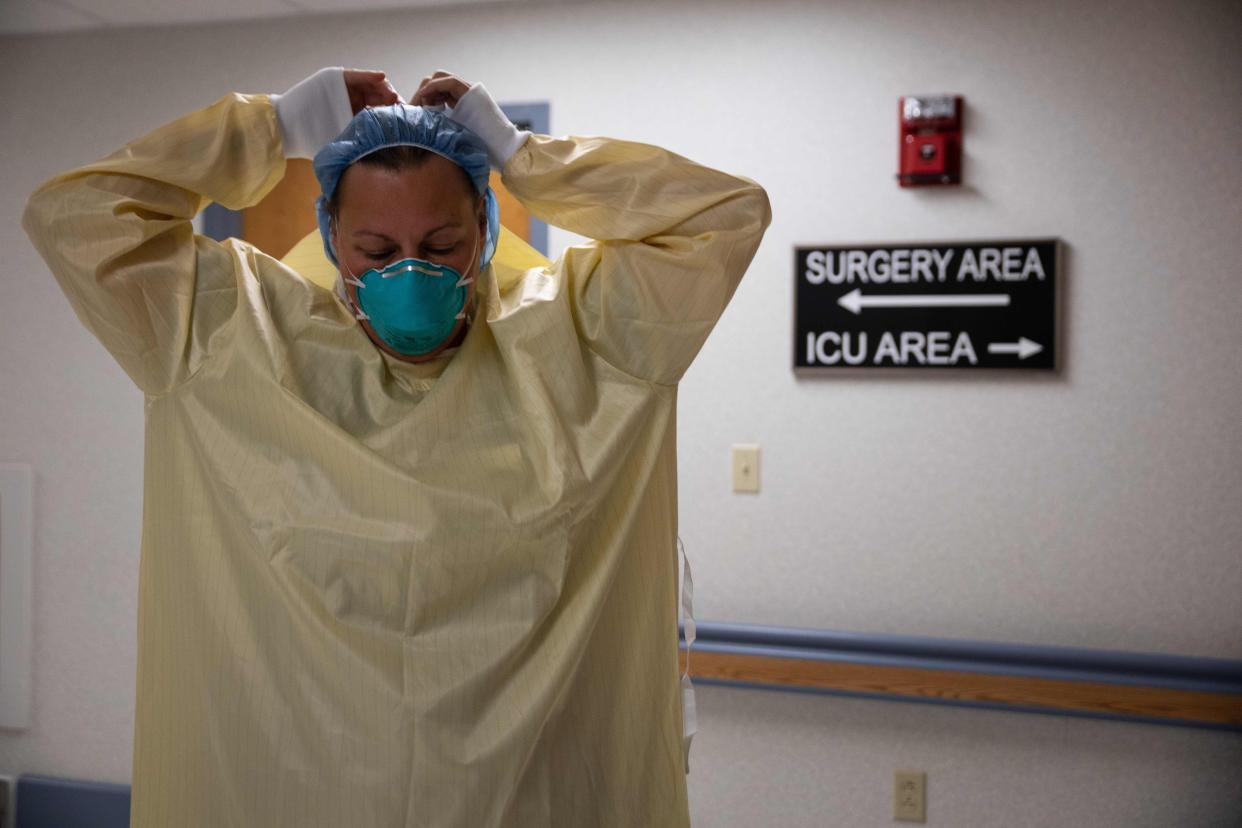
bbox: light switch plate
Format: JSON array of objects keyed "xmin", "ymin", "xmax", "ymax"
[{"xmin": 731, "ymin": 445, "xmax": 760, "ymax": 493}]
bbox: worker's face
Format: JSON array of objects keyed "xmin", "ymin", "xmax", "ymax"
[{"xmin": 331, "ymin": 156, "xmax": 486, "ymax": 361}]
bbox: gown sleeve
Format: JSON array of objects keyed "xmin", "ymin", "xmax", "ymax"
[
  {"xmin": 500, "ymin": 133, "xmax": 772, "ymax": 385},
  {"xmin": 21, "ymin": 93, "xmax": 287, "ymax": 395}
]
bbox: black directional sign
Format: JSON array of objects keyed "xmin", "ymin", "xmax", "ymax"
[{"xmin": 794, "ymin": 239, "xmax": 1059, "ymax": 370}]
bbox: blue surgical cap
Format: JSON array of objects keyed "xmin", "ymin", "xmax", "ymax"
[{"xmin": 312, "ymin": 104, "xmax": 500, "ymax": 270}]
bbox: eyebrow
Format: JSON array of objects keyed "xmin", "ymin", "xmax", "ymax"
[{"xmin": 351, "ymin": 223, "xmax": 461, "ymax": 241}]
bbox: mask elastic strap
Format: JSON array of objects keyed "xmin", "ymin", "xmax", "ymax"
[
  {"xmin": 453, "ymin": 233, "xmax": 482, "ymax": 319},
  {"xmin": 337, "ymin": 259, "xmax": 371, "ymax": 321}
]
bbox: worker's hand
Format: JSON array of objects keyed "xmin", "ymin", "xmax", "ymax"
[
  {"xmin": 409, "ymin": 71, "xmax": 474, "ymax": 109},
  {"xmin": 343, "ymin": 69, "xmax": 404, "ymax": 115}
]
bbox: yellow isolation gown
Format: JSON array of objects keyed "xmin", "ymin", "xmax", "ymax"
[{"xmin": 22, "ymin": 91, "xmax": 771, "ymax": 827}]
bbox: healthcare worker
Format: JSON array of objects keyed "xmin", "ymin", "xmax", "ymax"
[{"xmin": 23, "ymin": 66, "xmax": 770, "ymax": 827}]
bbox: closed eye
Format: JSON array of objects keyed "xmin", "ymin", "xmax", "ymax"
[{"xmin": 364, "ymin": 247, "xmax": 454, "ymax": 260}]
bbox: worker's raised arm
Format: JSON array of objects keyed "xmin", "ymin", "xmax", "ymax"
[
  {"xmin": 21, "ymin": 94, "xmax": 284, "ymax": 394},
  {"xmin": 501, "ymin": 133, "xmax": 771, "ymax": 384},
  {"xmin": 20, "ymin": 67, "xmax": 387, "ymax": 395},
  {"xmin": 430, "ymin": 75, "xmax": 772, "ymax": 386}
]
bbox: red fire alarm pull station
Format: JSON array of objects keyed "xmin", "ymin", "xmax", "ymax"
[{"xmin": 898, "ymin": 95, "xmax": 963, "ymax": 187}]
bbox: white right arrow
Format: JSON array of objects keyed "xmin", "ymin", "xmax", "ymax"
[{"xmin": 987, "ymin": 338, "xmax": 1044, "ymax": 359}]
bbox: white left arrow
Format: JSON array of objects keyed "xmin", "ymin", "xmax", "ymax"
[
  {"xmin": 837, "ymin": 288, "xmax": 1011, "ymax": 315},
  {"xmin": 987, "ymin": 338, "xmax": 1044, "ymax": 359}
]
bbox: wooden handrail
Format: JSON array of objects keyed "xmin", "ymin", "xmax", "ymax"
[{"xmin": 679, "ymin": 622, "xmax": 1242, "ymax": 730}]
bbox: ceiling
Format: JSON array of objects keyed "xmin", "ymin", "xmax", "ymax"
[{"xmin": 1, "ymin": 0, "xmax": 534, "ymax": 36}]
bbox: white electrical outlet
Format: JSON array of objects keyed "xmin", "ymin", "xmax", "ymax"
[
  {"xmin": 894, "ymin": 770, "xmax": 926, "ymax": 822},
  {"xmin": 731, "ymin": 445, "xmax": 760, "ymax": 493}
]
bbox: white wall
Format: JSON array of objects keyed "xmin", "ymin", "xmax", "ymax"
[
  {"xmin": 1, "ymin": 0, "xmax": 1239, "ymax": 824},
  {"xmin": 691, "ymin": 683, "xmax": 1242, "ymax": 828}
]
